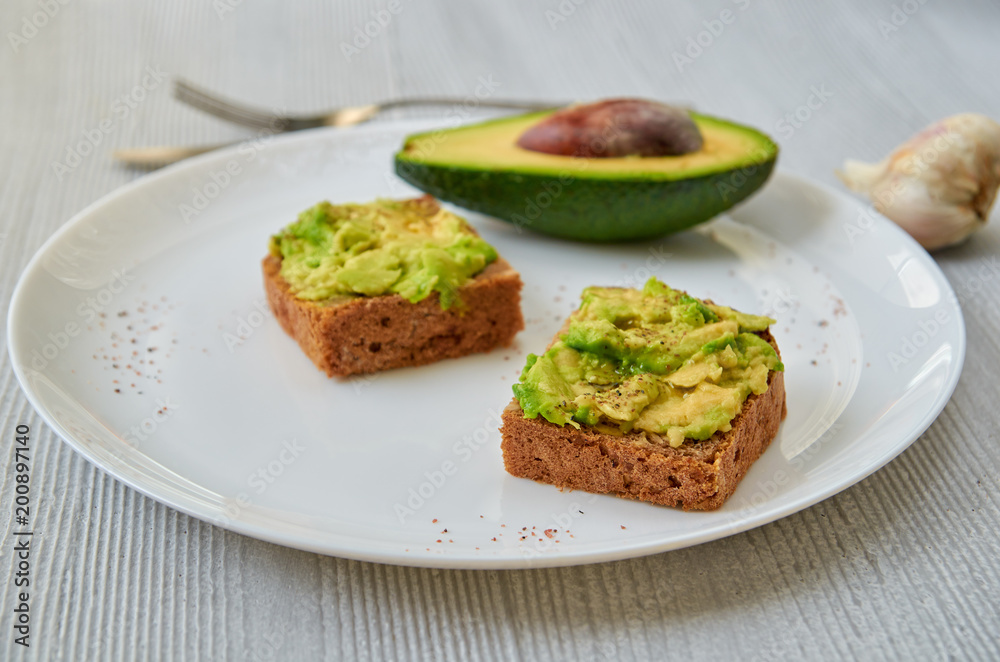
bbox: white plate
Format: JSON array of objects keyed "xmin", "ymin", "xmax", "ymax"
[{"xmin": 7, "ymin": 120, "xmax": 964, "ymax": 569}]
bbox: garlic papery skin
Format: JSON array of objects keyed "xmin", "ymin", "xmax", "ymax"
[{"xmin": 837, "ymin": 113, "xmax": 1000, "ymax": 250}]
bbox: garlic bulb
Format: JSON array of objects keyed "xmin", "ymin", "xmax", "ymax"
[{"xmin": 837, "ymin": 113, "xmax": 1000, "ymax": 250}]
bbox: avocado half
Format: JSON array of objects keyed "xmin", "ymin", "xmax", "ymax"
[{"xmin": 393, "ymin": 110, "xmax": 778, "ymax": 242}]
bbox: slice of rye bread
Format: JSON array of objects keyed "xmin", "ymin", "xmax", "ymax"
[
  {"xmin": 263, "ymin": 254, "xmax": 524, "ymax": 377},
  {"xmin": 501, "ymin": 329, "xmax": 787, "ymax": 511}
]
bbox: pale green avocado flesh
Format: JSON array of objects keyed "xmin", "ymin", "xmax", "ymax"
[
  {"xmin": 394, "ymin": 111, "xmax": 778, "ymax": 242},
  {"xmin": 512, "ymin": 278, "xmax": 783, "ymax": 447},
  {"xmin": 269, "ymin": 197, "xmax": 497, "ymax": 309}
]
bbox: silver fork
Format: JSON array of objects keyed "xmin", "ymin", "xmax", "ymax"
[
  {"xmin": 114, "ymin": 80, "xmax": 563, "ymax": 167},
  {"xmin": 174, "ymin": 78, "xmax": 561, "ymax": 131}
]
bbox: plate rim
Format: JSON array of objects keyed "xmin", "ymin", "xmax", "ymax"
[{"xmin": 6, "ymin": 119, "xmax": 967, "ymax": 569}]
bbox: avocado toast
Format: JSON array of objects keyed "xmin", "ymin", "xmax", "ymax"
[
  {"xmin": 501, "ymin": 278, "xmax": 786, "ymax": 510},
  {"xmin": 263, "ymin": 195, "xmax": 523, "ymax": 377}
]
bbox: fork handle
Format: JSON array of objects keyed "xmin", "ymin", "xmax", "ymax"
[
  {"xmin": 112, "ymin": 142, "xmax": 234, "ymax": 168},
  {"xmin": 377, "ymin": 97, "xmax": 564, "ymax": 112}
]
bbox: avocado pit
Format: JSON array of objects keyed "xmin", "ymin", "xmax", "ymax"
[{"xmin": 516, "ymin": 98, "xmax": 704, "ymax": 158}]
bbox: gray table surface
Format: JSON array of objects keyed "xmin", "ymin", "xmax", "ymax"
[{"xmin": 2, "ymin": 0, "xmax": 999, "ymax": 659}]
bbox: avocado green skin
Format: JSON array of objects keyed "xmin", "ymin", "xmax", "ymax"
[{"xmin": 394, "ymin": 135, "xmax": 778, "ymax": 243}]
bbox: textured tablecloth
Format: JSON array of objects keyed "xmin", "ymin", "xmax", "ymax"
[{"xmin": 1, "ymin": 1, "xmax": 998, "ymax": 659}]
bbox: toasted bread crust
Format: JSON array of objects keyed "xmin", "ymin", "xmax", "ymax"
[
  {"xmin": 500, "ymin": 330, "xmax": 786, "ymax": 510},
  {"xmin": 263, "ymin": 254, "xmax": 524, "ymax": 377}
]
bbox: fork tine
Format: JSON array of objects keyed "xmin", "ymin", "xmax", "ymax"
[
  {"xmin": 175, "ymin": 82, "xmax": 282, "ymax": 131},
  {"xmin": 174, "ymin": 79, "xmax": 288, "ymax": 131},
  {"xmin": 174, "ymin": 89, "xmax": 275, "ymax": 131},
  {"xmin": 174, "ymin": 79, "xmax": 271, "ymax": 123}
]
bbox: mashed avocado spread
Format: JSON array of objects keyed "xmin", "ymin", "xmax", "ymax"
[
  {"xmin": 269, "ymin": 198, "xmax": 498, "ymax": 309},
  {"xmin": 513, "ymin": 278, "xmax": 783, "ymax": 447}
]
